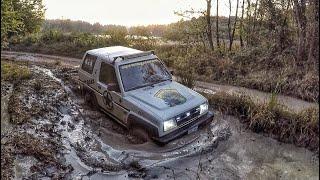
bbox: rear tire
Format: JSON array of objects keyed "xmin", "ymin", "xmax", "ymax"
[
  {"xmin": 154, "ymin": 140, "xmax": 167, "ymax": 147},
  {"xmin": 84, "ymin": 91, "xmax": 98, "ymax": 109}
]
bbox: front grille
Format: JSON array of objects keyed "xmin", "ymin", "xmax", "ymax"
[{"xmin": 175, "ymin": 106, "xmax": 200, "ymax": 126}]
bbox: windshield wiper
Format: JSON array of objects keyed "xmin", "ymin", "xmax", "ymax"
[
  {"xmin": 128, "ymin": 82, "xmax": 155, "ymax": 91},
  {"xmin": 151, "ymin": 77, "xmax": 171, "ymax": 84}
]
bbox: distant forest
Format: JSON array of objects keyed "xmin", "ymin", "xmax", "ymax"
[
  {"xmin": 42, "ymin": 19, "xmax": 170, "ymax": 37},
  {"xmin": 42, "ymin": 18, "xmax": 235, "ymax": 40}
]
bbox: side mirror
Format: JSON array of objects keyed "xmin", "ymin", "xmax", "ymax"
[
  {"xmin": 107, "ymin": 83, "xmax": 120, "ymax": 92},
  {"xmin": 169, "ymin": 70, "xmax": 174, "ymax": 75}
]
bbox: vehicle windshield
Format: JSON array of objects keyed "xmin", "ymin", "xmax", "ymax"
[{"xmin": 119, "ymin": 59, "xmax": 171, "ymax": 91}]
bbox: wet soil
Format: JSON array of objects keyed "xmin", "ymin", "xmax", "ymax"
[{"xmin": 1, "ymin": 53, "xmax": 319, "ymax": 179}]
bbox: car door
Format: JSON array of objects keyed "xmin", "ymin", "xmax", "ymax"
[{"xmin": 96, "ymin": 61, "xmax": 129, "ymax": 125}]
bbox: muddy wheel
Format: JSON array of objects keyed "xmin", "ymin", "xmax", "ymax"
[
  {"xmin": 154, "ymin": 140, "xmax": 167, "ymax": 147},
  {"xmin": 129, "ymin": 127, "xmax": 150, "ymax": 144},
  {"xmin": 84, "ymin": 91, "xmax": 98, "ymax": 109}
]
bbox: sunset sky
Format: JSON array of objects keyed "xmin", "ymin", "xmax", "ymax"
[{"xmin": 43, "ymin": 0, "xmax": 234, "ymax": 26}]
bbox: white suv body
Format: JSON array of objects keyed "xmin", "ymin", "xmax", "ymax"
[{"xmin": 78, "ymin": 46, "xmax": 214, "ymax": 144}]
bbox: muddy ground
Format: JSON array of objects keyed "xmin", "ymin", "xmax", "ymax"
[{"xmin": 1, "ymin": 54, "xmax": 319, "ymax": 180}]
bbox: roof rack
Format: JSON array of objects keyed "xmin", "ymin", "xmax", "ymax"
[{"xmin": 112, "ymin": 50, "xmax": 155, "ymax": 64}]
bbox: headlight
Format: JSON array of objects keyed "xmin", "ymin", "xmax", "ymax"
[
  {"xmin": 199, "ymin": 102, "xmax": 209, "ymax": 115},
  {"xmin": 163, "ymin": 119, "xmax": 177, "ymax": 132}
]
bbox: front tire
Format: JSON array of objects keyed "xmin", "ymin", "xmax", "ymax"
[{"xmin": 129, "ymin": 127, "xmax": 150, "ymax": 144}]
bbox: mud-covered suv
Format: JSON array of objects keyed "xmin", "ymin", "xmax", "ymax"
[{"xmin": 78, "ymin": 46, "xmax": 214, "ymax": 144}]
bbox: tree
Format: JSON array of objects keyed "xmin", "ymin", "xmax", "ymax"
[
  {"xmin": 239, "ymin": 0, "xmax": 245, "ymax": 47},
  {"xmin": 227, "ymin": 0, "xmax": 232, "ymax": 50},
  {"xmin": 306, "ymin": 0, "xmax": 319, "ymax": 70},
  {"xmin": 205, "ymin": 0, "xmax": 214, "ymax": 50},
  {"xmin": 293, "ymin": 0, "xmax": 307, "ymax": 61},
  {"xmin": 216, "ymin": 0, "xmax": 220, "ymax": 48},
  {"xmin": 229, "ymin": 0, "xmax": 240, "ymax": 51},
  {"xmin": 245, "ymin": 0, "xmax": 252, "ymax": 46},
  {"xmin": 1, "ymin": 0, "xmax": 45, "ymax": 48},
  {"xmin": 105, "ymin": 25, "xmax": 128, "ymax": 45},
  {"xmin": 163, "ymin": 20, "xmax": 185, "ymax": 41},
  {"xmin": 174, "ymin": 10, "xmax": 208, "ymax": 48}
]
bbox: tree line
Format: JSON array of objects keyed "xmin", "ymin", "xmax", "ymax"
[
  {"xmin": 1, "ymin": 0, "xmax": 318, "ymax": 65},
  {"xmin": 43, "ymin": 19, "xmax": 168, "ymax": 37}
]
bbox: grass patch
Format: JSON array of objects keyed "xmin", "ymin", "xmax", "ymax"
[
  {"xmin": 205, "ymin": 91, "xmax": 319, "ymax": 152},
  {"xmin": 1, "ymin": 61, "xmax": 31, "ymax": 81}
]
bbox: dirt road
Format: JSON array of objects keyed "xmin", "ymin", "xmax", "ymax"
[
  {"xmin": 2, "ymin": 50, "xmax": 317, "ymax": 112},
  {"xmin": 1, "ymin": 51, "xmax": 319, "ymax": 179}
]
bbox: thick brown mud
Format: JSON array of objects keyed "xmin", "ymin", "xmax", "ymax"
[{"xmin": 1, "ymin": 53, "xmax": 319, "ymax": 179}]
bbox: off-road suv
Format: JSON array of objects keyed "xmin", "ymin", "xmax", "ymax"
[{"xmin": 78, "ymin": 46, "xmax": 214, "ymax": 144}]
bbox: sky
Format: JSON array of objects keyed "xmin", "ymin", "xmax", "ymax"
[{"xmin": 43, "ymin": 0, "xmax": 233, "ymax": 26}]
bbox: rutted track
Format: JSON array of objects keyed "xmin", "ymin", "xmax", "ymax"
[{"xmin": 1, "ymin": 52, "xmax": 319, "ymax": 179}]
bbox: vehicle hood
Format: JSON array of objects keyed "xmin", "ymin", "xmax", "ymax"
[{"xmin": 125, "ymin": 81, "xmax": 207, "ymax": 121}]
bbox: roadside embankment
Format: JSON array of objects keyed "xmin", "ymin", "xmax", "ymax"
[{"xmin": 202, "ymin": 91, "xmax": 319, "ymax": 152}]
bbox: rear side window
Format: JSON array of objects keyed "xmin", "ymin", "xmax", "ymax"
[
  {"xmin": 82, "ymin": 54, "xmax": 97, "ymax": 74},
  {"xmin": 99, "ymin": 62, "xmax": 118, "ymax": 85}
]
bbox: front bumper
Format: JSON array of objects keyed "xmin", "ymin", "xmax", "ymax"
[{"xmin": 153, "ymin": 111, "xmax": 214, "ymax": 144}]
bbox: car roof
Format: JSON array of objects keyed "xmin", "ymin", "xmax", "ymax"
[{"xmin": 86, "ymin": 46, "xmax": 143, "ymax": 62}]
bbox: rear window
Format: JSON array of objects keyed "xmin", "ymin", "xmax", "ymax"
[{"xmin": 82, "ymin": 54, "xmax": 97, "ymax": 74}]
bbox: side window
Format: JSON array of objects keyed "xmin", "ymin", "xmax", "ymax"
[
  {"xmin": 99, "ymin": 62, "xmax": 120, "ymax": 91},
  {"xmin": 82, "ymin": 54, "xmax": 97, "ymax": 74}
]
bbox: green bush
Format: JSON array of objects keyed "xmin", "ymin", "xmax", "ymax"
[{"xmin": 1, "ymin": 61, "xmax": 31, "ymax": 81}]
